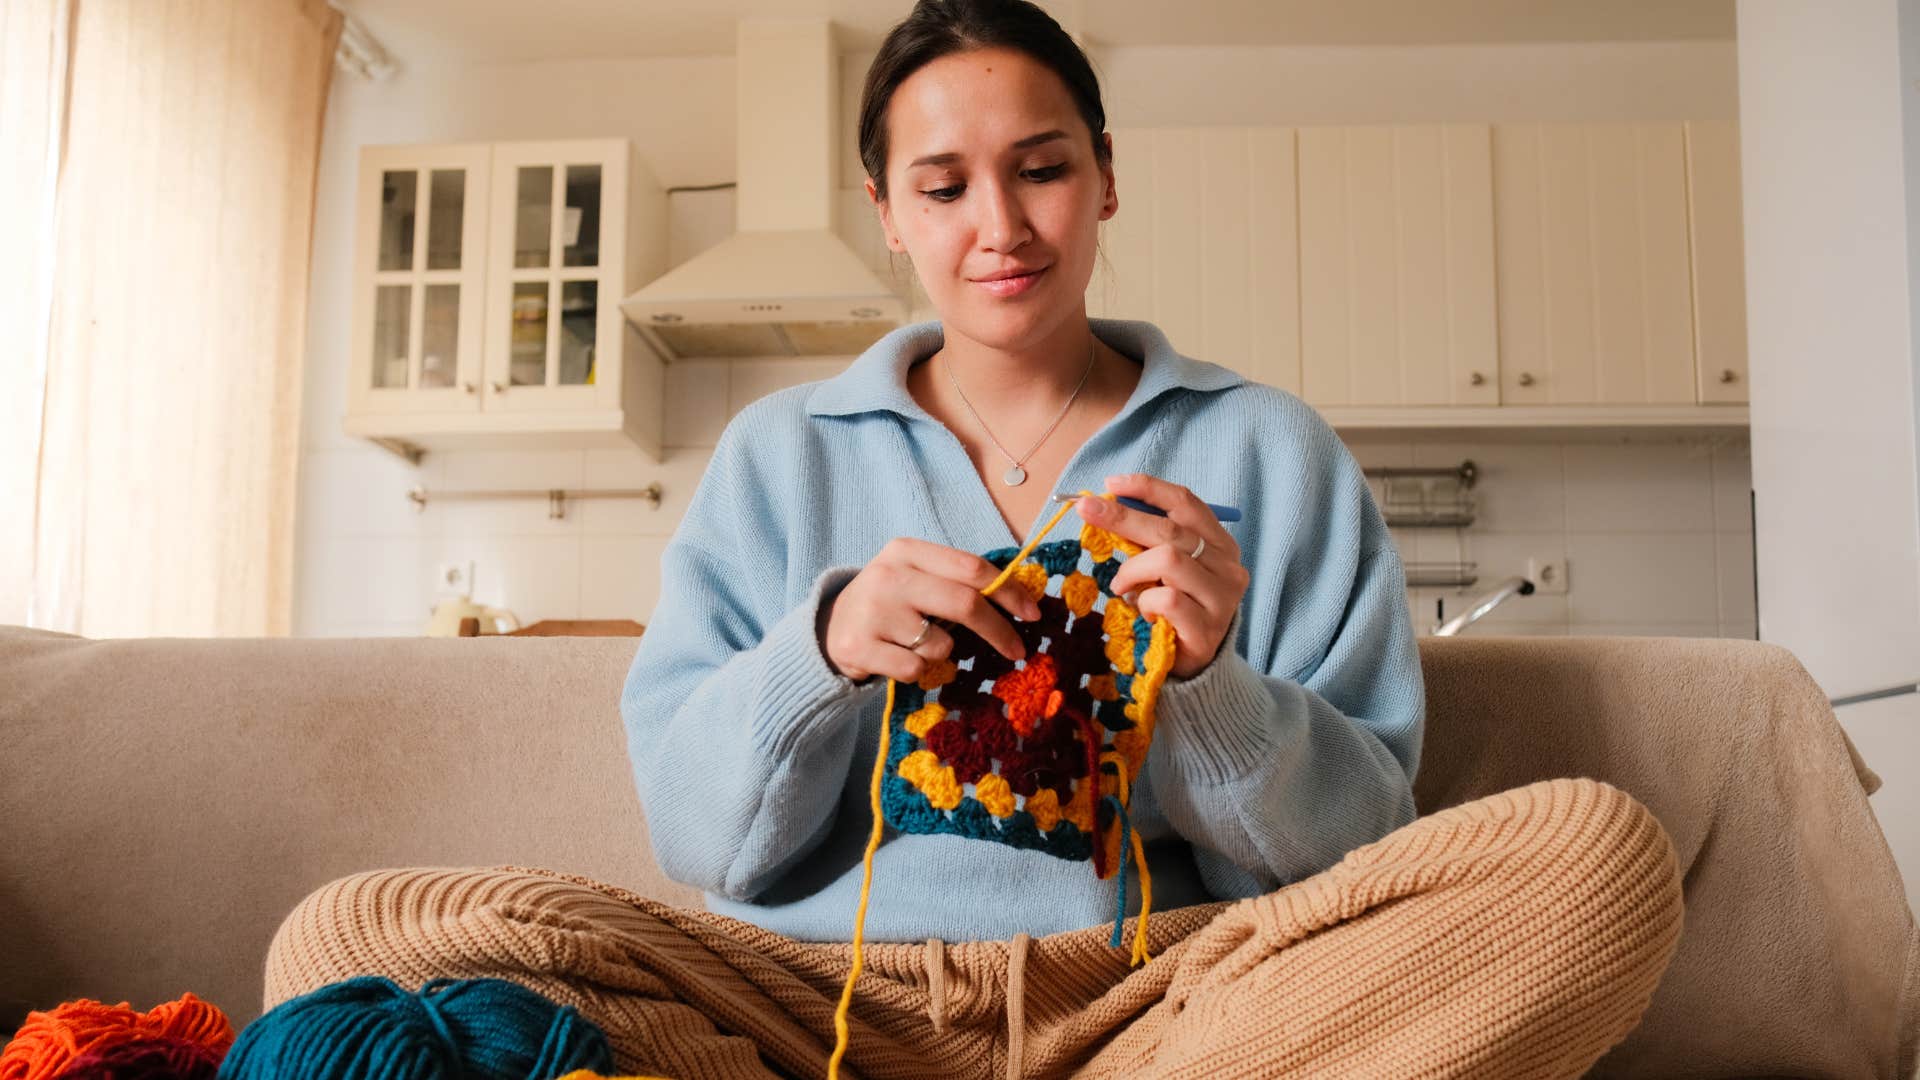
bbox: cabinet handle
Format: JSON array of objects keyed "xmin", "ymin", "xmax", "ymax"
[
  {"xmin": 1719, "ymin": 369, "xmax": 1738, "ymax": 384},
  {"xmin": 1469, "ymin": 371, "xmax": 1486, "ymax": 386},
  {"xmin": 490, "ymin": 380, "xmax": 507, "ymax": 394},
  {"xmin": 1517, "ymin": 372, "xmax": 1536, "ymax": 387}
]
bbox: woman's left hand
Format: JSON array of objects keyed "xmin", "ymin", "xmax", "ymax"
[{"xmin": 1080, "ymin": 473, "xmax": 1250, "ymax": 680}]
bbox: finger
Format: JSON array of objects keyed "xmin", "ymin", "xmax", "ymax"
[
  {"xmin": 1107, "ymin": 546, "xmax": 1235, "ymax": 620},
  {"xmin": 914, "ymin": 574, "xmax": 1028, "ymax": 662},
  {"xmin": 1077, "ymin": 491, "xmax": 1181, "ymax": 552},
  {"xmin": 883, "ymin": 609, "xmax": 950, "ymax": 656},
  {"xmin": 864, "ymin": 643, "xmax": 934, "ymax": 685},
  {"xmin": 1102, "ymin": 473, "xmax": 1241, "ymax": 561},
  {"xmin": 893, "ymin": 537, "xmax": 1042, "ymax": 621},
  {"xmin": 1134, "ymin": 585, "xmax": 1215, "ymax": 657}
]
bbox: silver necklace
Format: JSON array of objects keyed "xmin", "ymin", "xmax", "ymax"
[{"xmin": 943, "ymin": 337, "xmax": 1097, "ymax": 486}]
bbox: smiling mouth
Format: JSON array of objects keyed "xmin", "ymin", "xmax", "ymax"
[{"xmin": 973, "ymin": 266, "xmax": 1049, "ymax": 295}]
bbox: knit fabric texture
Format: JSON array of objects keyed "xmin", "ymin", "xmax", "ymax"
[
  {"xmin": 259, "ymin": 777, "xmax": 1684, "ymax": 1079},
  {"xmin": 620, "ymin": 317, "xmax": 1426, "ymax": 943}
]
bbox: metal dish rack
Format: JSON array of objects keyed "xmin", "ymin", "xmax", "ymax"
[{"xmin": 1366, "ymin": 460, "xmax": 1478, "ymax": 589}]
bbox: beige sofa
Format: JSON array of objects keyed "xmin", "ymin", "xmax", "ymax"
[{"xmin": 2, "ymin": 626, "xmax": 1915, "ymax": 1078}]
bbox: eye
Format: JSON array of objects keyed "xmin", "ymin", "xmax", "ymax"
[
  {"xmin": 1024, "ymin": 164, "xmax": 1067, "ymax": 182},
  {"xmin": 921, "ymin": 184, "xmax": 963, "ymax": 203}
]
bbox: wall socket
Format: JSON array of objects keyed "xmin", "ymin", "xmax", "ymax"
[
  {"xmin": 434, "ymin": 560, "xmax": 475, "ymax": 598},
  {"xmin": 1526, "ymin": 556, "xmax": 1569, "ymax": 595}
]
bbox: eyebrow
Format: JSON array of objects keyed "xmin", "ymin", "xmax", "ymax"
[{"xmin": 907, "ymin": 129, "xmax": 1070, "ymax": 169}]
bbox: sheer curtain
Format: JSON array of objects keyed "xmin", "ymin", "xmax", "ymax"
[{"xmin": 1, "ymin": 0, "xmax": 342, "ymax": 636}]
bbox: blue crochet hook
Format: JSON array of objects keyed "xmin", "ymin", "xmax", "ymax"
[{"xmin": 1051, "ymin": 492, "xmax": 1242, "ymax": 523}]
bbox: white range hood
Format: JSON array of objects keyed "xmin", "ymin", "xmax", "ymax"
[{"xmin": 620, "ymin": 19, "xmax": 908, "ymax": 360}]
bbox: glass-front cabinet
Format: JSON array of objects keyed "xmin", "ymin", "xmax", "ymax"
[
  {"xmin": 351, "ymin": 144, "xmax": 491, "ymax": 414},
  {"xmin": 485, "ymin": 142, "xmax": 623, "ymax": 412},
  {"xmin": 346, "ymin": 138, "xmax": 668, "ymax": 458}
]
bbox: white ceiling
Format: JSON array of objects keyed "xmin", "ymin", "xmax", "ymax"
[{"xmin": 342, "ymin": 0, "xmax": 1735, "ymax": 67}]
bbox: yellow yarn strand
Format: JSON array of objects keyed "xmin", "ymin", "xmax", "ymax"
[
  {"xmin": 828, "ymin": 494, "xmax": 1086, "ymax": 1079},
  {"xmin": 826, "ymin": 676, "xmax": 892, "ymax": 1080}
]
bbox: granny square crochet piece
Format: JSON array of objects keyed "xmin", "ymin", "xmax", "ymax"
[{"xmin": 878, "ymin": 520, "xmax": 1177, "ymax": 880}]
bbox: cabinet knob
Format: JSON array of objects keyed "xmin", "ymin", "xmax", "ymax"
[
  {"xmin": 462, "ymin": 381, "xmax": 476, "ymax": 395},
  {"xmin": 490, "ymin": 380, "xmax": 507, "ymax": 394},
  {"xmin": 1719, "ymin": 369, "xmax": 1738, "ymax": 384},
  {"xmin": 1517, "ymin": 372, "xmax": 1536, "ymax": 388},
  {"xmin": 1469, "ymin": 371, "xmax": 1486, "ymax": 386}
]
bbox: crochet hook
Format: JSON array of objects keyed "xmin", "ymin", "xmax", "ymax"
[{"xmin": 1052, "ymin": 492, "xmax": 1242, "ymax": 523}]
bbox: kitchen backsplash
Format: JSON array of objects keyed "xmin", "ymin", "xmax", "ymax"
[{"xmin": 295, "ymin": 358, "xmax": 1755, "ymax": 641}]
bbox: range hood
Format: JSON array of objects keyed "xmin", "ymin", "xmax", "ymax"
[{"xmin": 621, "ymin": 19, "xmax": 909, "ymax": 360}]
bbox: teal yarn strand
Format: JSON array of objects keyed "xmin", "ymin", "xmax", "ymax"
[
  {"xmin": 1102, "ymin": 794, "xmax": 1135, "ymax": 949},
  {"xmin": 217, "ymin": 976, "xmax": 615, "ymax": 1080}
]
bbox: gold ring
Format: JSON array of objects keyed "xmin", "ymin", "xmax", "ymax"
[
  {"xmin": 905, "ymin": 617, "xmax": 933, "ymax": 650},
  {"xmin": 1189, "ymin": 536, "xmax": 1207, "ymax": 561}
]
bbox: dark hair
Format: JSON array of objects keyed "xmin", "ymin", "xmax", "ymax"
[{"xmin": 858, "ymin": 0, "xmax": 1111, "ymax": 202}]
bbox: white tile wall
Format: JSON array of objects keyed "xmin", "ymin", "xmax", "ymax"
[
  {"xmin": 1353, "ymin": 433, "xmax": 1756, "ymax": 639},
  {"xmin": 292, "ymin": 352, "xmax": 812, "ymax": 636}
]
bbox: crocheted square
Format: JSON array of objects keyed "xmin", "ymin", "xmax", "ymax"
[{"xmin": 878, "ymin": 520, "xmax": 1176, "ymax": 879}]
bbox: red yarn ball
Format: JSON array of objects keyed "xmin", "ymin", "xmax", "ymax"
[
  {"xmin": 55, "ymin": 1035, "xmax": 221, "ymax": 1080},
  {"xmin": 0, "ymin": 994, "xmax": 232, "ymax": 1080}
]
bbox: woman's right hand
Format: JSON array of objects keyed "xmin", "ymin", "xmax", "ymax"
[{"xmin": 818, "ymin": 537, "xmax": 1043, "ymax": 685}]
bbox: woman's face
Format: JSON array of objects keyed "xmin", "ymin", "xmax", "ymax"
[{"xmin": 867, "ymin": 46, "xmax": 1117, "ymax": 351}]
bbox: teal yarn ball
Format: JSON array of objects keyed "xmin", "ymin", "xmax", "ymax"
[{"xmin": 216, "ymin": 976, "xmax": 615, "ymax": 1080}]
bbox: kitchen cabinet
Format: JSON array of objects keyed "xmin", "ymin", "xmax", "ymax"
[
  {"xmin": 1297, "ymin": 124, "xmax": 1499, "ymax": 407},
  {"xmin": 1492, "ymin": 123, "xmax": 1697, "ymax": 406},
  {"xmin": 344, "ymin": 138, "xmax": 669, "ymax": 460},
  {"xmin": 1088, "ymin": 127, "xmax": 1301, "ymax": 394},
  {"xmin": 1686, "ymin": 121, "xmax": 1750, "ymax": 405},
  {"xmin": 1092, "ymin": 121, "xmax": 1748, "ymax": 427}
]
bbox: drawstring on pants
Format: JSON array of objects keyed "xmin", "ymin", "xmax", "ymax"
[
  {"xmin": 1005, "ymin": 932, "xmax": 1031, "ymax": 1080},
  {"xmin": 924, "ymin": 938, "xmax": 948, "ymax": 1034}
]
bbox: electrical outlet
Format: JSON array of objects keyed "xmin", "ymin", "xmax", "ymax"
[
  {"xmin": 434, "ymin": 560, "xmax": 475, "ymax": 598},
  {"xmin": 1526, "ymin": 556, "xmax": 1569, "ymax": 595}
]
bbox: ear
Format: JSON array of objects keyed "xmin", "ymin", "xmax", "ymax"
[
  {"xmin": 866, "ymin": 177, "xmax": 906, "ymax": 253},
  {"xmin": 1097, "ymin": 132, "xmax": 1118, "ymax": 222}
]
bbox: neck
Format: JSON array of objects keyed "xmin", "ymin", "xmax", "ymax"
[{"xmin": 936, "ymin": 312, "xmax": 1101, "ymax": 417}]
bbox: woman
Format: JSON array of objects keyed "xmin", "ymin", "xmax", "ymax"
[{"xmin": 265, "ymin": 2, "xmax": 1683, "ymax": 1076}]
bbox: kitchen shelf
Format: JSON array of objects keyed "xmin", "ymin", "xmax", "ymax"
[{"xmin": 1368, "ymin": 460, "xmax": 1478, "ymax": 529}]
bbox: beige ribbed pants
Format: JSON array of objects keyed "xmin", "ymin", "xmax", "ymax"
[{"xmin": 263, "ymin": 777, "xmax": 1682, "ymax": 1080}]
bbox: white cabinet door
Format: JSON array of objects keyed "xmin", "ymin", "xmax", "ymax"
[
  {"xmin": 1494, "ymin": 124, "xmax": 1696, "ymax": 405},
  {"xmin": 1686, "ymin": 122, "xmax": 1750, "ymax": 405},
  {"xmin": 1091, "ymin": 127, "xmax": 1301, "ymax": 393},
  {"xmin": 482, "ymin": 139, "xmax": 628, "ymax": 415},
  {"xmin": 350, "ymin": 145, "xmax": 491, "ymax": 415},
  {"xmin": 1297, "ymin": 125, "xmax": 1499, "ymax": 407}
]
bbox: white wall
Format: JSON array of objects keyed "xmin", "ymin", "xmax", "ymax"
[
  {"xmin": 297, "ymin": 38, "xmax": 1748, "ymax": 637},
  {"xmin": 1736, "ymin": 0, "xmax": 1920, "ymax": 905}
]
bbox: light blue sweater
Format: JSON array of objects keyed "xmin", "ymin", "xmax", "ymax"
[{"xmin": 621, "ymin": 317, "xmax": 1424, "ymax": 943}]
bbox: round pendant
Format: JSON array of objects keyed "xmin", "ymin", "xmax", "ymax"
[{"xmin": 1002, "ymin": 464, "xmax": 1027, "ymax": 486}]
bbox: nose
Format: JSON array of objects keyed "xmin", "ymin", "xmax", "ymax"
[{"xmin": 975, "ymin": 176, "xmax": 1031, "ymax": 253}]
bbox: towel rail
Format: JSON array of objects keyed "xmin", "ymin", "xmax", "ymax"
[
  {"xmin": 1829, "ymin": 681, "xmax": 1918, "ymax": 709},
  {"xmin": 407, "ymin": 483, "xmax": 663, "ymax": 521}
]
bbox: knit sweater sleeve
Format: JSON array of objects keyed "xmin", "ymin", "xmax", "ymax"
[
  {"xmin": 1143, "ymin": 419, "xmax": 1425, "ymax": 898},
  {"xmin": 619, "ymin": 412, "xmax": 877, "ymax": 902}
]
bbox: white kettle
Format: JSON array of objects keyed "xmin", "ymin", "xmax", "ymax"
[{"xmin": 425, "ymin": 596, "xmax": 521, "ymax": 637}]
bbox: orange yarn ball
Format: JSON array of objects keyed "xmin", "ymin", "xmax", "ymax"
[{"xmin": 0, "ymin": 993, "xmax": 234, "ymax": 1080}]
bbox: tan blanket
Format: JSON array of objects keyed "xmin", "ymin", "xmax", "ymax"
[{"xmin": 1410, "ymin": 634, "xmax": 1917, "ymax": 1077}]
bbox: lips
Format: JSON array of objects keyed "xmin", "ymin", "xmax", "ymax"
[{"xmin": 973, "ymin": 265, "xmax": 1048, "ymax": 298}]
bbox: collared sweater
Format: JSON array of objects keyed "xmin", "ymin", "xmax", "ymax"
[{"xmin": 620, "ymin": 317, "xmax": 1425, "ymax": 942}]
